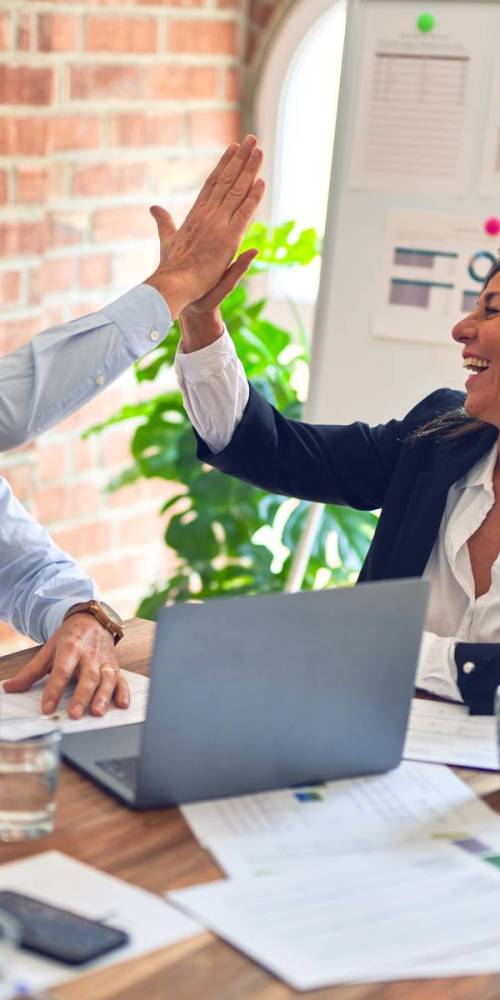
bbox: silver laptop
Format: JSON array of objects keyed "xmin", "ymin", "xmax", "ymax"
[{"xmin": 62, "ymin": 579, "xmax": 429, "ymax": 809}]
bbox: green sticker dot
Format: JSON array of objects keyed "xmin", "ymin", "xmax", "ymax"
[{"xmin": 417, "ymin": 12, "xmax": 436, "ymax": 33}]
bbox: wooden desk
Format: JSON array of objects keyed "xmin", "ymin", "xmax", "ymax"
[{"xmin": 1, "ymin": 619, "xmax": 500, "ymax": 1000}]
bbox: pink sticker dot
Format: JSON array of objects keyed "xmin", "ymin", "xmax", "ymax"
[{"xmin": 484, "ymin": 217, "xmax": 500, "ymax": 236}]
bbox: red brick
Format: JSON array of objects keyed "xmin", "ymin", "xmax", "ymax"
[
  {"xmin": 28, "ymin": 268, "xmax": 41, "ymax": 306},
  {"xmin": 85, "ymin": 16, "xmax": 157, "ymax": 54},
  {"xmin": 38, "ymin": 13, "xmax": 78, "ymax": 51},
  {"xmin": 99, "ymin": 427, "xmax": 134, "ymax": 468},
  {"xmin": 0, "ymin": 221, "xmax": 44, "ymax": 256},
  {"xmin": 70, "ymin": 64, "xmax": 144, "ymax": 101},
  {"xmin": 35, "ymin": 441, "xmax": 69, "ymax": 484},
  {"xmin": 72, "ymin": 162, "xmax": 146, "ymax": 197},
  {"xmin": 147, "ymin": 65, "xmax": 217, "ymax": 101},
  {"xmin": 52, "ymin": 521, "xmax": 112, "ymax": 559},
  {"xmin": 168, "ymin": 19, "xmax": 239, "ymax": 55},
  {"xmin": 84, "ymin": 554, "xmax": 149, "ymax": 593},
  {"xmin": 0, "ymin": 272, "xmax": 21, "ymax": 306},
  {"xmin": 48, "ymin": 116, "xmax": 102, "ymax": 152},
  {"xmin": 17, "ymin": 14, "xmax": 32, "ymax": 52},
  {"xmin": 0, "ymin": 12, "xmax": 12, "ymax": 50},
  {"xmin": 93, "ymin": 205, "xmax": 151, "ymax": 243},
  {"xmin": 217, "ymin": 0, "xmax": 244, "ymax": 7},
  {"xmin": 46, "ymin": 210, "xmax": 89, "ymax": 248},
  {"xmin": 115, "ymin": 511, "xmax": 161, "ymax": 546},
  {"xmin": 110, "ymin": 112, "xmax": 183, "ymax": 148},
  {"xmin": 35, "ymin": 481, "xmax": 103, "ymax": 524},
  {"xmin": 0, "ymin": 117, "xmax": 47, "ymax": 156},
  {"xmin": 0, "ymin": 464, "xmax": 35, "ymax": 503},
  {"xmin": 137, "ymin": 0, "xmax": 206, "ymax": 6},
  {"xmin": 0, "ymin": 169, "xmax": 7, "ymax": 204},
  {"xmin": 0, "ymin": 316, "xmax": 42, "ymax": 354},
  {"xmin": 225, "ymin": 66, "xmax": 241, "ymax": 101},
  {"xmin": 251, "ymin": 0, "xmax": 275, "ymax": 27},
  {"xmin": 73, "ymin": 436, "xmax": 95, "ymax": 474},
  {"xmin": 79, "ymin": 254, "xmax": 112, "ymax": 289},
  {"xmin": 189, "ymin": 108, "xmax": 241, "ymax": 145},
  {"xmin": 0, "ymin": 66, "xmax": 53, "ymax": 106},
  {"xmin": 15, "ymin": 167, "xmax": 47, "ymax": 204},
  {"xmin": 40, "ymin": 257, "xmax": 76, "ymax": 294}
]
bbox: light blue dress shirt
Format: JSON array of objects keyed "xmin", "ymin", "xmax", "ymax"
[{"xmin": 0, "ymin": 283, "xmax": 171, "ymax": 644}]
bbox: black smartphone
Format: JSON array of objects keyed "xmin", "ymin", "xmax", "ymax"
[{"xmin": 0, "ymin": 890, "xmax": 130, "ymax": 965}]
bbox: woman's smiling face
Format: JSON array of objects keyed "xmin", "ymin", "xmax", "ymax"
[{"xmin": 452, "ymin": 269, "xmax": 500, "ymax": 428}]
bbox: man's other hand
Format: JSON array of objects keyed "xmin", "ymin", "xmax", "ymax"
[{"xmin": 3, "ymin": 614, "xmax": 130, "ymax": 719}]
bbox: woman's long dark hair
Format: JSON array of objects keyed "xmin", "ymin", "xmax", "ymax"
[{"xmin": 411, "ymin": 255, "xmax": 500, "ymax": 441}]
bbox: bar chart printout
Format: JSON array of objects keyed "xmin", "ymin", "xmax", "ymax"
[{"xmin": 373, "ymin": 210, "xmax": 500, "ymax": 348}]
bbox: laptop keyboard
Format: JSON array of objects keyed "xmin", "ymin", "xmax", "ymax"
[{"xmin": 96, "ymin": 755, "xmax": 139, "ymax": 791}]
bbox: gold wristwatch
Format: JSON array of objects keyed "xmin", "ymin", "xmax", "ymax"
[{"xmin": 63, "ymin": 600, "xmax": 124, "ymax": 645}]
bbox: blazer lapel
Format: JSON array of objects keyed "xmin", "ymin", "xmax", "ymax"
[{"xmin": 384, "ymin": 426, "xmax": 498, "ymax": 580}]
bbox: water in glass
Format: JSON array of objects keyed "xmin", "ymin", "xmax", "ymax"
[{"xmin": 0, "ymin": 719, "xmax": 61, "ymax": 841}]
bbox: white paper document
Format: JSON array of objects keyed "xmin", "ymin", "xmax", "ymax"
[
  {"xmin": 349, "ymin": 2, "xmax": 485, "ymax": 195},
  {"xmin": 0, "ymin": 851, "xmax": 200, "ymax": 994},
  {"xmin": 404, "ymin": 698, "xmax": 497, "ymax": 770},
  {"xmin": 169, "ymin": 845, "xmax": 500, "ymax": 990},
  {"xmin": 182, "ymin": 761, "xmax": 500, "ymax": 879},
  {"xmin": 0, "ymin": 669, "xmax": 148, "ymax": 734}
]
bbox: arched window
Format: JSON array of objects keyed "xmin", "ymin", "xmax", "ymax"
[{"xmin": 253, "ymin": 0, "xmax": 347, "ymax": 322}]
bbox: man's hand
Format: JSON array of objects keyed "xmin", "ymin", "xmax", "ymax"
[
  {"xmin": 3, "ymin": 615, "xmax": 129, "ymax": 719},
  {"xmin": 144, "ymin": 134, "xmax": 265, "ymax": 318}
]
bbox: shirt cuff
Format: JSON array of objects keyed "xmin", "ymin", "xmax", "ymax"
[
  {"xmin": 415, "ymin": 631, "xmax": 462, "ymax": 702},
  {"xmin": 102, "ymin": 283, "xmax": 172, "ymax": 358},
  {"xmin": 40, "ymin": 588, "xmax": 99, "ymax": 642},
  {"xmin": 175, "ymin": 328, "xmax": 235, "ymax": 383}
]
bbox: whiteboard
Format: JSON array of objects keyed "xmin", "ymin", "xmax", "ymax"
[{"xmin": 307, "ymin": 0, "xmax": 500, "ymax": 426}]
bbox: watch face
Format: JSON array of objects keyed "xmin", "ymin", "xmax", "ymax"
[{"xmin": 99, "ymin": 602, "xmax": 123, "ymax": 626}]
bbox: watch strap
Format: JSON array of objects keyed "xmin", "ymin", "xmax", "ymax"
[{"xmin": 63, "ymin": 601, "xmax": 124, "ymax": 645}]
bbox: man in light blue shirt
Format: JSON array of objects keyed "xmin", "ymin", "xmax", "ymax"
[{"xmin": 2, "ymin": 134, "xmax": 264, "ymax": 719}]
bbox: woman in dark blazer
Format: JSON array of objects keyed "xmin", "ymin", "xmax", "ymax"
[{"xmin": 174, "ymin": 195, "xmax": 500, "ymax": 714}]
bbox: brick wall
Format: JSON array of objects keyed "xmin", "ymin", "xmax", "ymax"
[{"xmin": 0, "ymin": 0, "xmax": 248, "ymax": 653}]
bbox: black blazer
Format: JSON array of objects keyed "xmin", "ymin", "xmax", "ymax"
[{"xmin": 195, "ymin": 385, "xmax": 500, "ymax": 714}]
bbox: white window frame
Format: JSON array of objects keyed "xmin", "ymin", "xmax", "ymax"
[{"xmin": 250, "ymin": 0, "xmax": 346, "ymax": 336}]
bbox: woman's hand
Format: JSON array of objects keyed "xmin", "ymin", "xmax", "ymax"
[
  {"xmin": 178, "ymin": 247, "xmax": 258, "ymax": 353},
  {"xmin": 144, "ymin": 134, "xmax": 265, "ymax": 319},
  {"xmin": 3, "ymin": 614, "xmax": 129, "ymax": 719}
]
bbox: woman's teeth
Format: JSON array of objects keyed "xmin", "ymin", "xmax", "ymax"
[{"xmin": 463, "ymin": 357, "xmax": 490, "ymax": 374}]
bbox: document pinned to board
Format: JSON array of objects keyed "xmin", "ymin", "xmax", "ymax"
[
  {"xmin": 0, "ymin": 669, "xmax": 149, "ymax": 734},
  {"xmin": 169, "ymin": 843, "xmax": 500, "ymax": 991},
  {"xmin": 0, "ymin": 851, "xmax": 200, "ymax": 995},
  {"xmin": 182, "ymin": 761, "xmax": 500, "ymax": 880},
  {"xmin": 404, "ymin": 698, "xmax": 498, "ymax": 770}
]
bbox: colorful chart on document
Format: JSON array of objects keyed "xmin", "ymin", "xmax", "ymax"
[{"xmin": 373, "ymin": 210, "xmax": 500, "ymax": 347}]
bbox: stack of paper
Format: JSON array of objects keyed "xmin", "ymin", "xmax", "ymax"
[
  {"xmin": 0, "ymin": 851, "xmax": 200, "ymax": 995},
  {"xmin": 171, "ymin": 761, "xmax": 500, "ymax": 989},
  {"xmin": 404, "ymin": 698, "xmax": 498, "ymax": 769},
  {"xmin": 0, "ymin": 669, "xmax": 149, "ymax": 733},
  {"xmin": 170, "ymin": 845, "xmax": 500, "ymax": 990},
  {"xmin": 181, "ymin": 761, "xmax": 500, "ymax": 878}
]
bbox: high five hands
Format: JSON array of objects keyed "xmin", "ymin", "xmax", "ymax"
[{"xmin": 145, "ymin": 135, "xmax": 265, "ymax": 346}]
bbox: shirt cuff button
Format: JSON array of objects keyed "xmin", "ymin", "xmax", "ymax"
[
  {"xmin": 149, "ymin": 329, "xmax": 161, "ymax": 342},
  {"xmin": 462, "ymin": 661, "xmax": 476, "ymax": 674},
  {"xmin": 95, "ymin": 374, "xmax": 105, "ymax": 386}
]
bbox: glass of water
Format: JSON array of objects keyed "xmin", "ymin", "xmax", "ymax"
[{"xmin": 0, "ymin": 718, "xmax": 61, "ymax": 842}]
